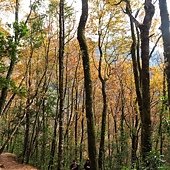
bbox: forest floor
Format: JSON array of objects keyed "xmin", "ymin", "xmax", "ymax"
[{"xmin": 0, "ymin": 153, "xmax": 37, "ymax": 170}]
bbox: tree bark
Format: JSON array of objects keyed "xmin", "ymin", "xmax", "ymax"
[
  {"xmin": 139, "ymin": 1, "xmax": 155, "ymax": 161},
  {"xmin": 159, "ymin": 0, "xmax": 170, "ymax": 107},
  {"xmin": 128, "ymin": 13, "xmax": 140, "ymax": 168},
  {"xmin": 77, "ymin": 0, "xmax": 98, "ymax": 169},
  {"xmin": 57, "ymin": 0, "xmax": 65, "ymax": 169},
  {"xmin": 48, "ymin": 99, "xmax": 59, "ymax": 170},
  {"xmin": 98, "ymin": 27, "xmax": 108, "ymax": 170},
  {"xmin": 126, "ymin": 0, "xmax": 155, "ymax": 166}
]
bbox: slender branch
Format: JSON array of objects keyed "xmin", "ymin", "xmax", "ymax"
[{"xmin": 149, "ymin": 34, "xmax": 162, "ymax": 58}]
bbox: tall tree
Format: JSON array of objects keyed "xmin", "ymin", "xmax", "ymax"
[
  {"xmin": 98, "ymin": 32, "xmax": 108, "ymax": 170},
  {"xmin": 158, "ymin": 0, "xmax": 170, "ymax": 107},
  {"xmin": 0, "ymin": 0, "xmax": 19, "ymax": 114},
  {"xmin": 57, "ymin": 0, "xmax": 65, "ymax": 169},
  {"xmin": 77, "ymin": 0, "xmax": 98, "ymax": 169},
  {"xmin": 139, "ymin": 1, "xmax": 154, "ymax": 163},
  {"xmin": 125, "ymin": 0, "xmax": 155, "ymax": 166},
  {"xmin": 97, "ymin": 15, "xmax": 110, "ymax": 170},
  {"xmin": 127, "ymin": 3, "xmax": 142, "ymax": 168}
]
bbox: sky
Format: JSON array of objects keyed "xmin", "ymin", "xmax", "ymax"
[{"xmin": 0, "ymin": 0, "xmax": 170, "ymax": 29}]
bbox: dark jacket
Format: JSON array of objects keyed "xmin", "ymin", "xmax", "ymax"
[
  {"xmin": 70, "ymin": 162, "xmax": 79, "ymax": 170},
  {"xmin": 84, "ymin": 160, "xmax": 90, "ymax": 170}
]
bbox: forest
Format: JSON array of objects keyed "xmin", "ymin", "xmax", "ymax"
[{"xmin": 0, "ymin": 0, "xmax": 170, "ymax": 169}]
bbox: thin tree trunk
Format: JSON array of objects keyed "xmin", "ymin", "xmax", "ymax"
[
  {"xmin": 41, "ymin": 99, "xmax": 46, "ymax": 169},
  {"xmin": 159, "ymin": 0, "xmax": 170, "ymax": 107},
  {"xmin": 48, "ymin": 100, "xmax": 59, "ymax": 170},
  {"xmin": 79, "ymin": 90, "xmax": 85, "ymax": 162},
  {"xmin": 107, "ymin": 112, "xmax": 111, "ymax": 168},
  {"xmin": 57, "ymin": 0, "xmax": 65, "ymax": 169},
  {"xmin": 158, "ymin": 7, "xmax": 170, "ymax": 158},
  {"xmin": 22, "ymin": 55, "xmax": 32, "ymax": 163},
  {"xmin": 22, "ymin": 108, "xmax": 30, "ymax": 163},
  {"xmin": 131, "ymin": 104, "xmax": 139, "ymax": 168},
  {"xmin": 111, "ymin": 96, "xmax": 120, "ymax": 155},
  {"xmin": 98, "ymin": 28, "xmax": 108, "ymax": 170},
  {"xmin": 98, "ymin": 81, "xmax": 107, "ymax": 170},
  {"xmin": 128, "ymin": 10, "xmax": 141, "ymax": 167},
  {"xmin": 77, "ymin": 0, "xmax": 98, "ymax": 169},
  {"xmin": 74, "ymin": 88, "xmax": 78, "ymax": 159},
  {"xmin": 0, "ymin": 0, "xmax": 19, "ymax": 115},
  {"xmin": 155, "ymin": 69, "xmax": 166, "ymax": 155},
  {"xmin": 120, "ymin": 82, "xmax": 126, "ymax": 167}
]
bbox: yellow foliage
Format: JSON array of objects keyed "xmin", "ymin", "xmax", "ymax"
[{"xmin": 0, "ymin": 26, "xmax": 9, "ymax": 35}]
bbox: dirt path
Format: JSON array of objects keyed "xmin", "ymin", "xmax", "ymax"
[{"xmin": 0, "ymin": 153, "xmax": 37, "ymax": 170}]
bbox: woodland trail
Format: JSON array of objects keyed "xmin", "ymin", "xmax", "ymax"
[{"xmin": 0, "ymin": 153, "xmax": 37, "ymax": 170}]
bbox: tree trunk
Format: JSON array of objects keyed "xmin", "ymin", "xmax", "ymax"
[
  {"xmin": 126, "ymin": 0, "xmax": 155, "ymax": 166},
  {"xmin": 98, "ymin": 80, "xmax": 107, "ymax": 170},
  {"xmin": 131, "ymin": 104, "xmax": 139, "ymax": 168},
  {"xmin": 119, "ymin": 80, "xmax": 126, "ymax": 167},
  {"xmin": 22, "ymin": 49, "xmax": 33, "ymax": 163},
  {"xmin": 159, "ymin": 0, "xmax": 170, "ymax": 107},
  {"xmin": 22, "ymin": 108, "xmax": 30, "ymax": 163},
  {"xmin": 48, "ymin": 101, "xmax": 59, "ymax": 170},
  {"xmin": 98, "ymin": 28, "xmax": 108, "ymax": 170},
  {"xmin": 79, "ymin": 90, "xmax": 85, "ymax": 162},
  {"xmin": 57, "ymin": 0, "xmax": 65, "ymax": 169},
  {"xmin": 129, "ymin": 16, "xmax": 140, "ymax": 168},
  {"xmin": 74, "ymin": 88, "xmax": 78, "ymax": 159},
  {"xmin": 0, "ymin": 0, "xmax": 19, "ymax": 115},
  {"xmin": 77, "ymin": 0, "xmax": 98, "ymax": 169},
  {"xmin": 139, "ymin": 0, "xmax": 155, "ymax": 160}
]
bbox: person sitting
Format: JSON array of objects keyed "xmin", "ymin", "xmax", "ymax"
[
  {"xmin": 84, "ymin": 158, "xmax": 91, "ymax": 170},
  {"xmin": 70, "ymin": 160, "xmax": 79, "ymax": 170}
]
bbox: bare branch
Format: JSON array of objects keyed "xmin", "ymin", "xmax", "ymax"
[{"xmin": 149, "ymin": 34, "xmax": 162, "ymax": 58}]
